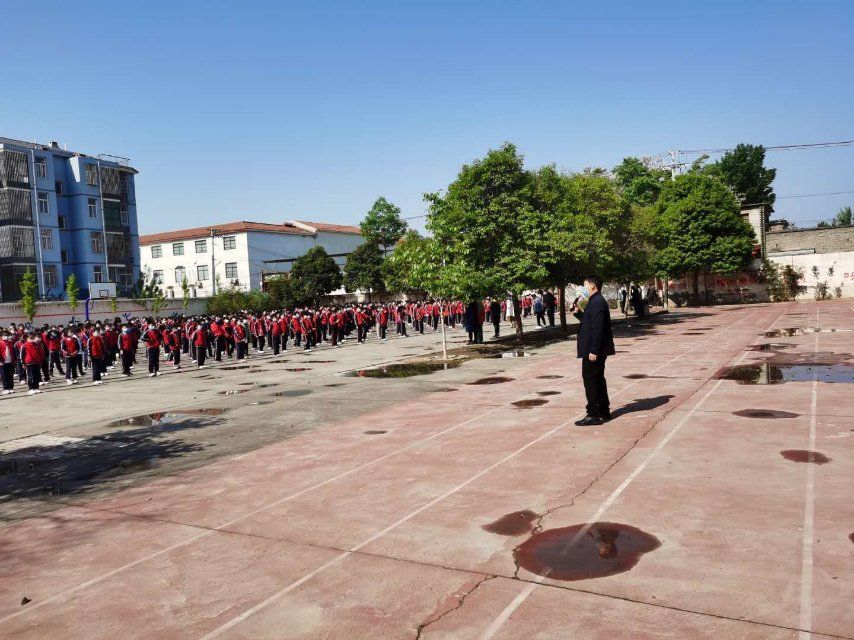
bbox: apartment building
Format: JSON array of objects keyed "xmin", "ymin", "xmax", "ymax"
[
  {"xmin": 0, "ymin": 136, "xmax": 140, "ymax": 301},
  {"xmin": 140, "ymin": 220, "xmax": 362, "ymax": 297}
]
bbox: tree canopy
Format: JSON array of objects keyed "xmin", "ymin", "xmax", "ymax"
[
  {"xmin": 613, "ymin": 157, "xmax": 669, "ymax": 207},
  {"xmin": 343, "ymin": 240, "xmax": 386, "ymax": 298},
  {"xmin": 288, "ymin": 246, "xmax": 342, "ymax": 305},
  {"xmin": 712, "ymin": 143, "xmax": 776, "ymax": 206},
  {"xmin": 360, "ymin": 197, "xmax": 408, "ymax": 250}
]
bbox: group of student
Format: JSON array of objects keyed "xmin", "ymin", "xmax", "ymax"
[{"xmin": 0, "ymin": 300, "xmax": 483, "ymax": 396}]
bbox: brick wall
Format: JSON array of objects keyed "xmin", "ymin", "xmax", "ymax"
[{"xmin": 766, "ymin": 225, "xmax": 854, "ymax": 255}]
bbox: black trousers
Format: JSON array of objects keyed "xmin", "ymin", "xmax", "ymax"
[
  {"xmin": 91, "ymin": 356, "xmax": 103, "ymax": 382},
  {"xmin": 272, "ymin": 334, "xmax": 281, "ymax": 355},
  {"xmin": 147, "ymin": 347, "xmax": 160, "ymax": 374},
  {"xmin": 581, "ymin": 356, "xmax": 610, "ymax": 418},
  {"xmin": 121, "ymin": 350, "xmax": 133, "ymax": 375},
  {"xmin": 1, "ymin": 362, "xmax": 14, "ymax": 390},
  {"xmin": 26, "ymin": 363, "xmax": 41, "ymax": 390},
  {"xmin": 49, "ymin": 350, "xmax": 64, "ymax": 375}
]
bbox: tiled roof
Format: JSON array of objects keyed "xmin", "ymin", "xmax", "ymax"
[{"xmin": 140, "ymin": 220, "xmax": 361, "ymax": 245}]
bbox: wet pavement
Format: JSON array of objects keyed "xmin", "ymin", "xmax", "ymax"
[{"xmin": 0, "ymin": 301, "xmax": 853, "ymax": 639}]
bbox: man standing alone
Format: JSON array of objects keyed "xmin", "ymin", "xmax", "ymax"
[{"xmin": 572, "ymin": 276, "xmax": 615, "ymax": 426}]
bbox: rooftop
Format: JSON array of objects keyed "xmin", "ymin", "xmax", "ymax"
[
  {"xmin": 0, "ymin": 135, "xmax": 137, "ymax": 172},
  {"xmin": 140, "ymin": 220, "xmax": 362, "ymax": 245}
]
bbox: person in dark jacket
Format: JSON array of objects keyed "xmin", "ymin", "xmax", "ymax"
[{"xmin": 571, "ymin": 276, "xmax": 615, "ymax": 425}]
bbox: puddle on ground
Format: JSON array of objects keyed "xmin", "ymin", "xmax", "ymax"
[
  {"xmin": 536, "ymin": 391, "xmax": 561, "ymax": 396},
  {"xmin": 346, "ymin": 362, "xmax": 461, "ymax": 378},
  {"xmin": 248, "ymin": 401, "xmax": 272, "ymax": 406},
  {"xmin": 482, "ymin": 510, "xmax": 538, "ymax": 536},
  {"xmin": 237, "ymin": 382, "xmax": 254, "ymax": 386},
  {"xmin": 535, "ymin": 375, "xmax": 563, "ymax": 380},
  {"xmin": 108, "ymin": 409, "xmax": 228, "ymax": 428},
  {"xmin": 780, "ymin": 450, "xmax": 831, "ymax": 464},
  {"xmin": 325, "ymin": 383, "xmax": 346, "ymax": 388},
  {"xmin": 745, "ymin": 344, "xmax": 793, "ymax": 351},
  {"xmin": 429, "ymin": 387, "xmax": 459, "ymax": 392},
  {"xmin": 468, "ymin": 376, "xmax": 515, "ymax": 385},
  {"xmin": 715, "ymin": 363, "xmax": 854, "ymax": 384},
  {"xmin": 623, "ymin": 374, "xmax": 670, "ymax": 380},
  {"xmin": 764, "ymin": 327, "xmax": 854, "ymax": 338},
  {"xmin": 272, "ymin": 389, "xmax": 312, "ymax": 397},
  {"xmin": 512, "ymin": 399, "xmax": 549, "ymax": 408},
  {"xmin": 364, "ymin": 430, "xmax": 387, "ymax": 435},
  {"xmin": 733, "ymin": 409, "xmax": 800, "ymax": 419},
  {"xmin": 682, "ymin": 332, "xmax": 705, "ymax": 335},
  {"xmin": 304, "ymin": 360, "xmax": 335, "ymax": 363},
  {"xmin": 220, "ymin": 365, "xmax": 250, "ymax": 370},
  {"xmin": 493, "ymin": 351, "xmax": 532, "ymax": 358},
  {"xmin": 850, "ymin": 532, "xmax": 854, "ymax": 544},
  {"xmin": 514, "ymin": 523, "xmax": 661, "ymax": 581},
  {"xmin": 283, "ymin": 368, "xmax": 311, "ymax": 372},
  {"xmin": 270, "ymin": 359, "xmax": 289, "ymax": 364}
]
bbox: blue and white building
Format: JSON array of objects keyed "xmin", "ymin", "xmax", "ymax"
[{"xmin": 0, "ymin": 136, "xmax": 140, "ymax": 301}]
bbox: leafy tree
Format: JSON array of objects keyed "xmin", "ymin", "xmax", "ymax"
[
  {"xmin": 343, "ymin": 240, "xmax": 386, "ymax": 300},
  {"xmin": 382, "ymin": 230, "xmax": 430, "ymax": 294},
  {"xmin": 151, "ymin": 286, "xmax": 168, "ymax": 316},
  {"xmin": 181, "ymin": 275, "xmax": 191, "ymax": 310},
  {"xmin": 207, "ymin": 289, "xmax": 272, "ymax": 315},
  {"xmin": 289, "ymin": 246, "xmax": 342, "ymax": 305},
  {"xmin": 529, "ymin": 166, "xmax": 625, "ymax": 332},
  {"xmin": 132, "ymin": 268, "xmax": 161, "ymax": 303},
  {"xmin": 360, "ymin": 197, "xmax": 408, "ymax": 251},
  {"xmin": 425, "ymin": 143, "xmax": 546, "ymax": 341},
  {"xmin": 652, "ymin": 172, "xmax": 756, "ymax": 302},
  {"xmin": 266, "ymin": 275, "xmax": 306, "ymax": 308},
  {"xmin": 109, "ymin": 297, "xmax": 118, "ymax": 314},
  {"xmin": 65, "ymin": 273, "xmax": 79, "ymax": 313},
  {"xmin": 20, "ymin": 268, "xmax": 38, "ymax": 323},
  {"xmin": 829, "ymin": 205, "xmax": 852, "ymax": 226},
  {"xmin": 712, "ymin": 143, "xmax": 776, "ymax": 206},
  {"xmin": 613, "ymin": 157, "xmax": 669, "ymax": 207}
]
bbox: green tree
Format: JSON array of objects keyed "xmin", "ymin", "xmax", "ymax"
[
  {"xmin": 181, "ymin": 275, "xmax": 191, "ymax": 310},
  {"xmin": 653, "ymin": 172, "xmax": 756, "ymax": 302},
  {"xmin": 425, "ymin": 142, "xmax": 546, "ymax": 341},
  {"xmin": 151, "ymin": 286, "xmax": 168, "ymax": 316},
  {"xmin": 289, "ymin": 246, "xmax": 342, "ymax": 305},
  {"xmin": 65, "ymin": 273, "xmax": 80, "ymax": 313},
  {"xmin": 712, "ymin": 143, "xmax": 776, "ymax": 206},
  {"xmin": 20, "ymin": 268, "xmax": 38, "ymax": 323},
  {"xmin": 343, "ymin": 240, "xmax": 386, "ymax": 300},
  {"xmin": 831, "ymin": 205, "xmax": 852, "ymax": 226},
  {"xmin": 265, "ymin": 274, "xmax": 306, "ymax": 308},
  {"xmin": 382, "ymin": 230, "xmax": 429, "ymax": 294},
  {"xmin": 109, "ymin": 297, "xmax": 119, "ymax": 314},
  {"xmin": 613, "ymin": 157, "xmax": 669, "ymax": 207},
  {"xmin": 360, "ymin": 197, "xmax": 409, "ymax": 251}
]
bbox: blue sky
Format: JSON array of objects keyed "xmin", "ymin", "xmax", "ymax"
[{"xmin": 2, "ymin": 0, "xmax": 852, "ymax": 233}]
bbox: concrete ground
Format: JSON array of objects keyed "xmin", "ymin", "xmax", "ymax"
[{"xmin": 0, "ymin": 301, "xmax": 852, "ymax": 639}]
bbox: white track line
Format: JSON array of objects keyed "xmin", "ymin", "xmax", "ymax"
[
  {"xmin": 798, "ymin": 308, "xmax": 819, "ymax": 639},
  {"xmin": 478, "ymin": 305, "xmax": 787, "ymax": 640},
  {"xmin": 198, "ymin": 308, "xmax": 766, "ymax": 639}
]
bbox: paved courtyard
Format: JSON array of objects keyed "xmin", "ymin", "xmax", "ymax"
[{"xmin": 1, "ymin": 301, "xmax": 852, "ymax": 639}]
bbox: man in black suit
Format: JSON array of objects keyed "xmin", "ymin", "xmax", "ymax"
[{"xmin": 571, "ymin": 275, "xmax": 615, "ymax": 426}]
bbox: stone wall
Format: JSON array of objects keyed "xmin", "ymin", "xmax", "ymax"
[
  {"xmin": 766, "ymin": 225, "xmax": 854, "ymax": 255},
  {"xmin": 0, "ymin": 298, "xmax": 209, "ymax": 326}
]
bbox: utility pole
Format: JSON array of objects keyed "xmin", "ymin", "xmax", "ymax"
[
  {"xmin": 667, "ymin": 150, "xmax": 680, "ymax": 180},
  {"xmin": 209, "ymin": 227, "xmax": 220, "ymax": 296}
]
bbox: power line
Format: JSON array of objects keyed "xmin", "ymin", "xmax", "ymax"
[
  {"xmin": 679, "ymin": 139, "xmax": 854, "ymax": 155},
  {"xmin": 777, "ymin": 189, "xmax": 854, "ymax": 199}
]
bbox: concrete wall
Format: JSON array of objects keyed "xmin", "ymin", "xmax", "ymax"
[
  {"xmin": 766, "ymin": 225, "xmax": 854, "ymax": 255},
  {"xmin": 768, "ymin": 251, "xmax": 854, "ymax": 300},
  {"xmin": 0, "ymin": 297, "xmax": 209, "ymax": 326}
]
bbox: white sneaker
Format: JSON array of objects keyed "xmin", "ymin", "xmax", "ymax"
[
  {"xmin": 93, "ymin": 380, "xmax": 103, "ymax": 385},
  {"xmin": 121, "ymin": 373, "xmax": 129, "ymax": 377},
  {"xmin": 1, "ymin": 389, "xmax": 10, "ymax": 395},
  {"xmin": 66, "ymin": 380, "xmax": 73, "ymax": 385},
  {"xmin": 27, "ymin": 389, "xmax": 36, "ymax": 395},
  {"xmin": 198, "ymin": 365, "xmax": 206, "ymax": 370},
  {"xmin": 35, "ymin": 389, "xmax": 43, "ymax": 394},
  {"xmin": 149, "ymin": 373, "xmax": 155, "ymax": 377}
]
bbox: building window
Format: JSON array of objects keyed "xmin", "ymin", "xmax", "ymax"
[
  {"xmin": 55, "ymin": 181, "xmax": 63, "ymax": 195},
  {"xmin": 93, "ymin": 265, "xmax": 104, "ymax": 283},
  {"xmin": 120, "ymin": 203, "xmax": 128, "ymax": 225},
  {"xmin": 91, "ymin": 231, "xmax": 104, "ymax": 253},
  {"xmin": 172, "ymin": 242, "xmax": 184, "ymax": 256},
  {"xmin": 35, "ymin": 157, "xmax": 47, "ymax": 179},
  {"xmin": 174, "ymin": 266, "xmax": 185, "ymax": 283},
  {"xmin": 37, "ymin": 192, "xmax": 49, "ymax": 214},
  {"xmin": 43, "ymin": 265, "xmax": 57, "ymax": 287},
  {"xmin": 197, "ymin": 265, "xmax": 209, "ymax": 281},
  {"xmin": 152, "ymin": 270, "xmax": 163, "ymax": 285},
  {"xmin": 222, "ymin": 235, "xmax": 236, "ymax": 250},
  {"xmin": 40, "ymin": 228, "xmax": 53, "ymax": 251},
  {"xmin": 61, "ymin": 250, "xmax": 68, "ymax": 264},
  {"xmin": 86, "ymin": 164, "xmax": 99, "ymax": 186},
  {"xmin": 151, "ymin": 244, "xmax": 162, "ymax": 258},
  {"xmin": 88, "ymin": 197, "xmax": 98, "ymax": 218},
  {"xmin": 58, "ymin": 216, "xmax": 66, "ymax": 230},
  {"xmin": 225, "ymin": 262, "xmax": 238, "ymax": 279},
  {"xmin": 195, "ymin": 239, "xmax": 207, "ymax": 253}
]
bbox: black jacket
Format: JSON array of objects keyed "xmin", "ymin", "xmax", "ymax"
[{"xmin": 573, "ymin": 292, "xmax": 615, "ymax": 359}]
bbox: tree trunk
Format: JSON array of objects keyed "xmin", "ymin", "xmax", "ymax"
[
  {"xmin": 691, "ymin": 271, "xmax": 700, "ymax": 305},
  {"xmin": 512, "ymin": 295, "xmax": 523, "ymax": 344},
  {"xmin": 558, "ymin": 285, "xmax": 568, "ymax": 335}
]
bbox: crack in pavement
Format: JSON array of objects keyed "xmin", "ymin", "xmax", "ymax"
[{"xmin": 414, "ymin": 574, "xmax": 497, "ymax": 639}]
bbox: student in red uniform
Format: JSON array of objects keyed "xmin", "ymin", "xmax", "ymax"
[
  {"xmin": 271, "ymin": 314, "xmax": 282, "ymax": 355},
  {"xmin": 192, "ymin": 322, "xmax": 208, "ymax": 369},
  {"xmin": 118, "ymin": 325, "xmax": 134, "ymax": 376},
  {"xmin": 233, "ymin": 319, "xmax": 247, "ymax": 360},
  {"xmin": 0, "ymin": 331, "xmax": 17, "ymax": 394},
  {"xmin": 142, "ymin": 320, "xmax": 161, "ymax": 376},
  {"xmin": 61, "ymin": 328, "xmax": 81, "ymax": 385},
  {"xmin": 378, "ymin": 306, "xmax": 389, "ymax": 341},
  {"xmin": 89, "ymin": 328, "xmax": 106, "ymax": 385},
  {"xmin": 21, "ymin": 333, "xmax": 45, "ymax": 394},
  {"xmin": 168, "ymin": 325, "xmax": 182, "ymax": 369}
]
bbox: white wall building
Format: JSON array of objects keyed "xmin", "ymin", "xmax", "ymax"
[{"xmin": 140, "ymin": 220, "xmax": 363, "ymax": 298}]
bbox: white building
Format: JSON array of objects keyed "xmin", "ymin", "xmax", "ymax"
[{"xmin": 140, "ymin": 220, "xmax": 363, "ymax": 298}]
